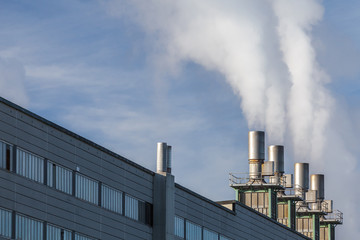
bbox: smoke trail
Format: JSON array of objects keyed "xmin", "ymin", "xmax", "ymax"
[
  {"xmin": 271, "ymin": 0, "xmax": 332, "ymax": 162},
  {"xmin": 105, "ymin": 0, "xmax": 360, "ymax": 237}
]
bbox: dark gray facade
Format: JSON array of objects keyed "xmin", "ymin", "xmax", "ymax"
[{"xmin": 0, "ymin": 97, "xmax": 309, "ymax": 240}]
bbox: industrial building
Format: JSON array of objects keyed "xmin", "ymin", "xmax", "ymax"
[
  {"xmin": 229, "ymin": 131, "xmax": 343, "ymax": 240},
  {"xmin": 0, "ymin": 96, "xmax": 340, "ymax": 240}
]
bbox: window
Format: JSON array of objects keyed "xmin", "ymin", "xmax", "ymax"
[
  {"xmin": 0, "ymin": 208, "xmax": 11, "ymax": 238},
  {"xmin": 0, "ymin": 141, "xmax": 12, "ymax": 171},
  {"xmin": 48, "ymin": 162, "xmax": 73, "ymax": 195},
  {"xmin": 16, "ymin": 214, "xmax": 43, "ymax": 240},
  {"xmin": 47, "ymin": 224, "xmax": 72, "ymax": 240},
  {"xmin": 75, "ymin": 173, "xmax": 98, "ymax": 204},
  {"xmin": 101, "ymin": 184, "xmax": 122, "ymax": 214},
  {"xmin": 204, "ymin": 228, "xmax": 218, "ymax": 240},
  {"xmin": 174, "ymin": 216, "xmax": 184, "ymax": 238},
  {"xmin": 220, "ymin": 235, "xmax": 232, "ymax": 240},
  {"xmin": 16, "ymin": 148, "xmax": 44, "ymax": 183},
  {"xmin": 186, "ymin": 221, "xmax": 202, "ymax": 240},
  {"xmin": 75, "ymin": 232, "xmax": 96, "ymax": 240},
  {"xmin": 125, "ymin": 194, "xmax": 139, "ymax": 220}
]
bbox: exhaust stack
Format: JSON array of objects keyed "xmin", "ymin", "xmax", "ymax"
[
  {"xmin": 294, "ymin": 163, "xmax": 309, "ymax": 197},
  {"xmin": 310, "ymin": 174, "xmax": 324, "ymax": 210},
  {"xmin": 156, "ymin": 142, "xmax": 172, "ymax": 174},
  {"xmin": 268, "ymin": 145, "xmax": 284, "ymax": 184},
  {"xmin": 248, "ymin": 131, "xmax": 265, "ymax": 180},
  {"xmin": 157, "ymin": 142, "xmax": 168, "ymax": 174},
  {"xmin": 310, "ymin": 174, "xmax": 324, "ymax": 200}
]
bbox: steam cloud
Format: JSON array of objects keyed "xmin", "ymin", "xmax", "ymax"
[{"xmin": 106, "ymin": 0, "xmax": 359, "ymax": 238}]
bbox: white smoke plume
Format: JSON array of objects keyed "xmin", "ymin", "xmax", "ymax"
[{"xmin": 105, "ymin": 0, "xmax": 359, "ymax": 238}]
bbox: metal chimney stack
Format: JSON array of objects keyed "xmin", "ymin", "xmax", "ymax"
[
  {"xmin": 248, "ymin": 131, "xmax": 265, "ymax": 180},
  {"xmin": 310, "ymin": 174, "xmax": 324, "ymax": 200},
  {"xmin": 294, "ymin": 163, "xmax": 309, "ymax": 197},
  {"xmin": 268, "ymin": 145, "xmax": 284, "ymax": 174},
  {"xmin": 310, "ymin": 174, "xmax": 324, "ymax": 210},
  {"xmin": 268, "ymin": 145, "xmax": 284, "ymax": 184},
  {"xmin": 157, "ymin": 142, "xmax": 168, "ymax": 174}
]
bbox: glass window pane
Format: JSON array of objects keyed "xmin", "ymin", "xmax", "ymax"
[
  {"xmin": 220, "ymin": 235, "xmax": 232, "ymax": 240},
  {"xmin": 47, "ymin": 161, "xmax": 54, "ymax": 187},
  {"xmin": 125, "ymin": 194, "xmax": 139, "ymax": 220},
  {"xmin": 101, "ymin": 184, "xmax": 122, "ymax": 214},
  {"xmin": 0, "ymin": 208, "xmax": 12, "ymax": 238},
  {"xmin": 0, "ymin": 141, "xmax": 12, "ymax": 171},
  {"xmin": 204, "ymin": 228, "xmax": 218, "ymax": 240},
  {"xmin": 174, "ymin": 216, "xmax": 184, "ymax": 238},
  {"xmin": 56, "ymin": 164, "xmax": 73, "ymax": 194},
  {"xmin": 75, "ymin": 173, "xmax": 98, "ymax": 204},
  {"xmin": 75, "ymin": 232, "xmax": 96, "ymax": 240},
  {"xmin": 47, "ymin": 224, "xmax": 72, "ymax": 240},
  {"xmin": 16, "ymin": 214, "xmax": 43, "ymax": 240},
  {"xmin": 186, "ymin": 221, "xmax": 202, "ymax": 240},
  {"xmin": 16, "ymin": 148, "xmax": 44, "ymax": 183}
]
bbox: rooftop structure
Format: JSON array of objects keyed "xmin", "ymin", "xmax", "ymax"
[{"xmin": 229, "ymin": 131, "xmax": 343, "ymax": 240}]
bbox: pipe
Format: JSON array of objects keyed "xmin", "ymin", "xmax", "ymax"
[
  {"xmin": 268, "ymin": 145, "xmax": 284, "ymax": 174},
  {"xmin": 310, "ymin": 174, "xmax": 324, "ymax": 200},
  {"xmin": 157, "ymin": 142, "xmax": 167, "ymax": 173},
  {"xmin": 248, "ymin": 131, "xmax": 265, "ymax": 179},
  {"xmin": 294, "ymin": 163, "xmax": 309, "ymax": 196}
]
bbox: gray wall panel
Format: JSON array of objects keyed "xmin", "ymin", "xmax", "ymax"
[{"xmin": 175, "ymin": 186, "xmax": 308, "ymax": 240}]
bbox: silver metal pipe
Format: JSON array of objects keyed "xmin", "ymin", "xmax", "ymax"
[
  {"xmin": 268, "ymin": 145, "xmax": 284, "ymax": 174},
  {"xmin": 248, "ymin": 131, "xmax": 265, "ymax": 160},
  {"xmin": 248, "ymin": 131, "xmax": 265, "ymax": 179},
  {"xmin": 310, "ymin": 174, "xmax": 324, "ymax": 200},
  {"xmin": 157, "ymin": 142, "xmax": 167, "ymax": 173},
  {"xmin": 167, "ymin": 145, "xmax": 172, "ymax": 174},
  {"xmin": 294, "ymin": 163, "xmax": 309, "ymax": 196}
]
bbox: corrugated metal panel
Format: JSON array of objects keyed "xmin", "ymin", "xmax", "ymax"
[
  {"xmin": 47, "ymin": 224, "xmax": 72, "ymax": 240},
  {"xmin": 125, "ymin": 194, "xmax": 139, "ymax": 220},
  {"xmin": 16, "ymin": 214, "xmax": 43, "ymax": 240},
  {"xmin": 186, "ymin": 221, "xmax": 202, "ymax": 240},
  {"xmin": 0, "ymin": 207, "xmax": 11, "ymax": 238},
  {"xmin": 174, "ymin": 216, "xmax": 184, "ymax": 238},
  {"xmin": 16, "ymin": 148, "xmax": 44, "ymax": 183},
  {"xmin": 56, "ymin": 165, "xmax": 72, "ymax": 194},
  {"xmin": 75, "ymin": 173, "xmax": 98, "ymax": 205},
  {"xmin": 203, "ymin": 228, "xmax": 218, "ymax": 240},
  {"xmin": 101, "ymin": 184, "xmax": 122, "ymax": 214}
]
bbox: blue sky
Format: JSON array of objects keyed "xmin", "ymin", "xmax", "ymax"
[{"xmin": 1, "ymin": 0, "xmax": 360, "ymax": 238}]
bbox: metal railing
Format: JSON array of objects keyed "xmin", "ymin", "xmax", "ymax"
[
  {"xmin": 324, "ymin": 210, "xmax": 343, "ymax": 224},
  {"xmin": 229, "ymin": 173, "xmax": 286, "ymax": 187}
]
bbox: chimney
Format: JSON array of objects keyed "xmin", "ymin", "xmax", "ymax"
[
  {"xmin": 248, "ymin": 131, "xmax": 265, "ymax": 180},
  {"xmin": 268, "ymin": 145, "xmax": 284, "ymax": 174},
  {"xmin": 294, "ymin": 163, "xmax": 309, "ymax": 197},
  {"xmin": 310, "ymin": 174, "xmax": 324, "ymax": 210},
  {"xmin": 157, "ymin": 142, "xmax": 167, "ymax": 174},
  {"xmin": 268, "ymin": 145, "xmax": 284, "ymax": 184}
]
